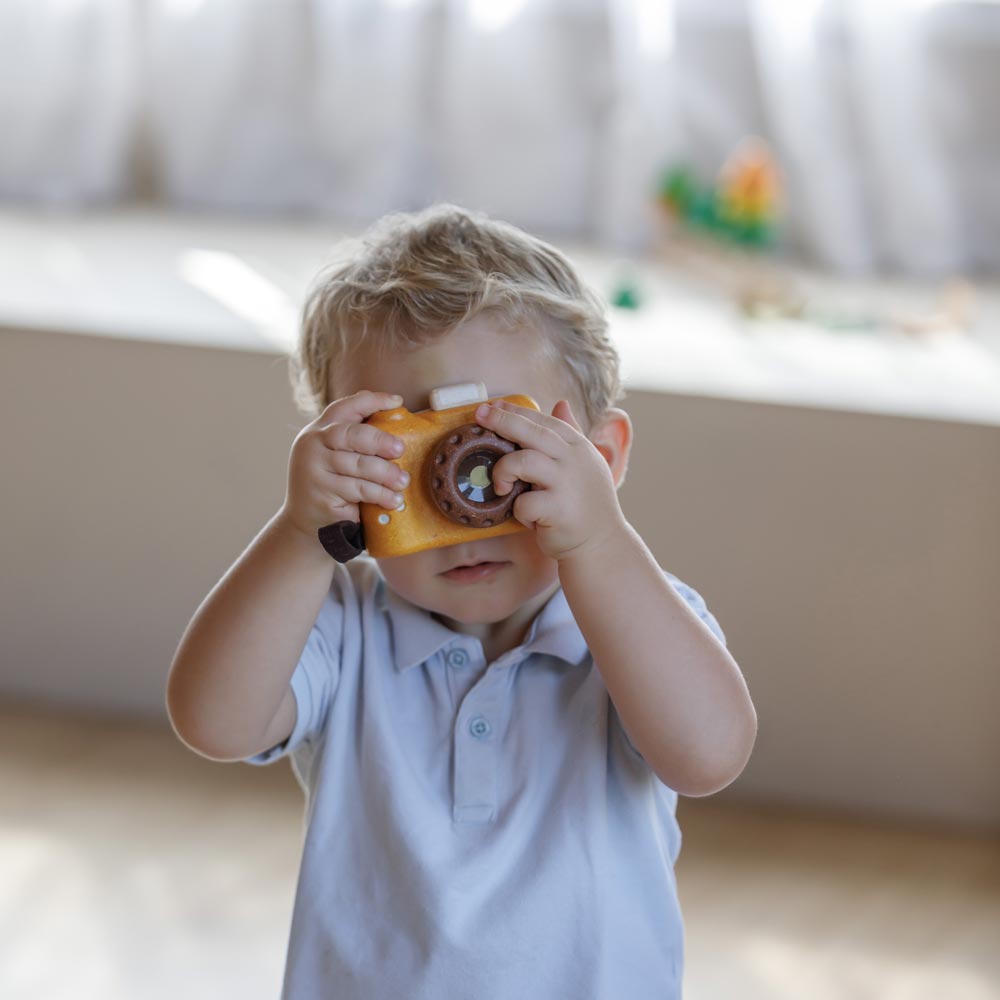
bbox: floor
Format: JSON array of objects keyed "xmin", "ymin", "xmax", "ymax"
[{"xmin": 2, "ymin": 704, "xmax": 998, "ymax": 1000}]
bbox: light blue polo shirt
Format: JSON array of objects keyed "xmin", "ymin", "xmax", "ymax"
[{"xmin": 246, "ymin": 555, "xmax": 726, "ymax": 1000}]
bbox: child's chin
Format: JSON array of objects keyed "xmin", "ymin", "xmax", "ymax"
[
  {"xmin": 430, "ymin": 593, "xmax": 520, "ymax": 626},
  {"xmin": 437, "ymin": 599, "xmax": 512, "ymax": 622}
]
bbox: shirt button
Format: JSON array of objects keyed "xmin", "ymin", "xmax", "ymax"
[
  {"xmin": 468, "ymin": 716, "xmax": 492, "ymax": 740},
  {"xmin": 447, "ymin": 649, "xmax": 469, "ymax": 668}
]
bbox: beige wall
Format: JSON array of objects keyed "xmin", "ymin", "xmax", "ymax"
[{"xmin": 3, "ymin": 327, "xmax": 998, "ymax": 828}]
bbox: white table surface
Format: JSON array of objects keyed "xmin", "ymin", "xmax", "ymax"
[{"xmin": 3, "ymin": 206, "xmax": 1000, "ymax": 427}]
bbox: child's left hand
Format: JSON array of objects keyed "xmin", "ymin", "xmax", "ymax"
[{"xmin": 474, "ymin": 398, "xmax": 627, "ymax": 562}]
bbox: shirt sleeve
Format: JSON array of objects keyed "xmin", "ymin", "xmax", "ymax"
[
  {"xmin": 243, "ymin": 587, "xmax": 345, "ymax": 767},
  {"xmin": 662, "ymin": 570, "xmax": 727, "ymax": 647}
]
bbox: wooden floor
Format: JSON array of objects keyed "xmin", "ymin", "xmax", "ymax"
[{"xmin": 2, "ymin": 704, "xmax": 998, "ymax": 1000}]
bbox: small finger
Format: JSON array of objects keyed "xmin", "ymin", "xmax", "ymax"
[
  {"xmin": 552, "ymin": 399, "xmax": 584, "ymax": 433},
  {"xmin": 327, "ymin": 473, "xmax": 404, "ymax": 510},
  {"xmin": 319, "ymin": 390, "xmax": 404, "ymax": 427},
  {"xmin": 511, "ymin": 489, "xmax": 547, "ymax": 528},
  {"xmin": 319, "ymin": 421, "xmax": 405, "ymax": 460},
  {"xmin": 327, "ymin": 452, "xmax": 410, "ymax": 491},
  {"xmin": 491, "ymin": 450, "xmax": 554, "ymax": 493},
  {"xmin": 476, "ymin": 401, "xmax": 570, "ymax": 453}
]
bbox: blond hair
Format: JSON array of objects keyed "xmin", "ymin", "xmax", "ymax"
[{"xmin": 291, "ymin": 204, "xmax": 623, "ymax": 431}]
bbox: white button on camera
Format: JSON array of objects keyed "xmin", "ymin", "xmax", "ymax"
[{"xmin": 429, "ymin": 382, "xmax": 489, "ymax": 411}]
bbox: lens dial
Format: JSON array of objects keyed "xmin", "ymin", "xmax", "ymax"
[{"xmin": 427, "ymin": 424, "xmax": 529, "ymax": 527}]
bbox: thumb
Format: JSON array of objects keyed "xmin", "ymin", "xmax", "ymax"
[{"xmin": 552, "ymin": 398, "xmax": 583, "ymax": 432}]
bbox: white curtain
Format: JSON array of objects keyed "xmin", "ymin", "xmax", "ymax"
[
  {"xmin": 2, "ymin": 0, "xmax": 998, "ymax": 275},
  {"xmin": 0, "ymin": 0, "xmax": 137, "ymax": 205}
]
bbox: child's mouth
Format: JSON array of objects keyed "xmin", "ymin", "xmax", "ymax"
[{"xmin": 440, "ymin": 561, "xmax": 509, "ymax": 583}]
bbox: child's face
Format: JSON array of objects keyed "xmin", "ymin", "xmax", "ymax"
[{"xmin": 337, "ymin": 312, "xmax": 583, "ymax": 641}]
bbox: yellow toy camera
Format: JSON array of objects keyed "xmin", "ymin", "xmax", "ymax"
[{"xmin": 356, "ymin": 382, "xmax": 538, "ymax": 559}]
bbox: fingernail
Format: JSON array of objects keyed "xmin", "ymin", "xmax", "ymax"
[
  {"xmin": 476, "ymin": 404, "xmax": 490, "ymax": 419},
  {"xmin": 398, "ymin": 471, "xmax": 410, "ymax": 486}
]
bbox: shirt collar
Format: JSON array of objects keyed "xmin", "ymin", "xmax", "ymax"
[{"xmin": 381, "ymin": 578, "xmax": 588, "ymax": 671}]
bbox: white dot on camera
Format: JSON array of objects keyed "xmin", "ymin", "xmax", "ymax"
[{"xmin": 378, "ymin": 514, "xmax": 390, "ymax": 525}]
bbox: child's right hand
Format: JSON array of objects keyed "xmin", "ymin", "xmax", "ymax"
[{"xmin": 278, "ymin": 390, "xmax": 410, "ymax": 543}]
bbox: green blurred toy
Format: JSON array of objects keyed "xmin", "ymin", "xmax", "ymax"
[{"xmin": 659, "ymin": 137, "xmax": 781, "ymax": 248}]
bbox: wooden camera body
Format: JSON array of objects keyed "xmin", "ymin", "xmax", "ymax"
[{"xmin": 360, "ymin": 383, "xmax": 538, "ymax": 559}]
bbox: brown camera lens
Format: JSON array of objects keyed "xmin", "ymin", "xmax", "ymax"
[{"xmin": 427, "ymin": 423, "xmax": 529, "ymax": 527}]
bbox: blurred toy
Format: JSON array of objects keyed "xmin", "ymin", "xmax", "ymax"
[
  {"xmin": 610, "ymin": 277, "xmax": 642, "ymax": 310},
  {"xmin": 659, "ymin": 137, "xmax": 781, "ymax": 248},
  {"xmin": 654, "ymin": 137, "xmax": 790, "ymax": 317},
  {"xmin": 652, "ymin": 138, "xmax": 973, "ymax": 338}
]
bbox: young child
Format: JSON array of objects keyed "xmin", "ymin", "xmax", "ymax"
[{"xmin": 166, "ymin": 204, "xmax": 756, "ymax": 1000}]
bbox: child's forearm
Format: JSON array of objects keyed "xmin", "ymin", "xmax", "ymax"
[
  {"xmin": 166, "ymin": 510, "xmax": 334, "ymax": 761},
  {"xmin": 558, "ymin": 523, "xmax": 756, "ymax": 796}
]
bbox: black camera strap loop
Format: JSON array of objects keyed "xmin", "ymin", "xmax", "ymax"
[{"xmin": 318, "ymin": 521, "xmax": 366, "ymax": 563}]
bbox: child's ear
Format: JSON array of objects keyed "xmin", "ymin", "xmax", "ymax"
[{"xmin": 589, "ymin": 407, "xmax": 632, "ymax": 489}]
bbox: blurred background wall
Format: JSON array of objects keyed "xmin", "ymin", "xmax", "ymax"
[{"xmin": 2, "ymin": 321, "xmax": 998, "ymax": 829}]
